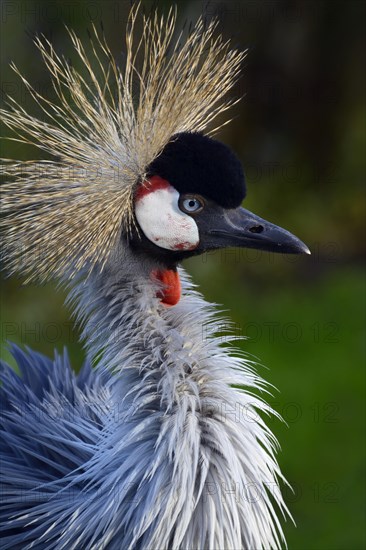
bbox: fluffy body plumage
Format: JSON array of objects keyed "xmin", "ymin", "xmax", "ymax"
[
  {"xmin": 0, "ymin": 5, "xmax": 293, "ymax": 549},
  {"xmin": 1, "ymin": 253, "xmax": 288, "ymax": 549}
]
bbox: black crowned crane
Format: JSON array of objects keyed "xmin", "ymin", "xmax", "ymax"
[{"xmin": 0, "ymin": 6, "xmax": 310, "ymax": 549}]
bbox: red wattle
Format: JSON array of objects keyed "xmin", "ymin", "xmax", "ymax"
[{"xmin": 152, "ymin": 269, "xmax": 181, "ymax": 306}]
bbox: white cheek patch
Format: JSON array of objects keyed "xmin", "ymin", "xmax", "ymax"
[{"xmin": 135, "ymin": 184, "xmax": 199, "ymax": 251}]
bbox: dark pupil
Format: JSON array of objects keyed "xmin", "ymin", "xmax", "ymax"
[{"xmin": 189, "ymin": 200, "xmax": 196, "ymax": 208}]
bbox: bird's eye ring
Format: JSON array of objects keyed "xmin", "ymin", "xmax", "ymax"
[{"xmin": 179, "ymin": 195, "xmax": 204, "ymax": 214}]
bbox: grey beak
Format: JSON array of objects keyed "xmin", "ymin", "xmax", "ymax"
[{"xmin": 207, "ymin": 207, "xmax": 311, "ymax": 255}]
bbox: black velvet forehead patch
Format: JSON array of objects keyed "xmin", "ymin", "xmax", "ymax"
[{"xmin": 146, "ymin": 132, "xmax": 246, "ymax": 208}]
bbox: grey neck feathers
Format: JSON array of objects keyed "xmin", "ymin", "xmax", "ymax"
[{"xmin": 65, "ymin": 243, "xmax": 289, "ymax": 549}]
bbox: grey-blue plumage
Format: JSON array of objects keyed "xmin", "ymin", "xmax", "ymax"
[
  {"xmin": 1, "ymin": 267, "xmax": 291, "ymax": 549},
  {"xmin": 1, "ymin": 346, "xmax": 108, "ymax": 547}
]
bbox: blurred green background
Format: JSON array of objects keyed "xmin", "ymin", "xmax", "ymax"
[{"xmin": 1, "ymin": 1, "xmax": 365, "ymax": 548}]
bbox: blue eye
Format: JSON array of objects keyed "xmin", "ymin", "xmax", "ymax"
[{"xmin": 179, "ymin": 195, "xmax": 204, "ymax": 214}]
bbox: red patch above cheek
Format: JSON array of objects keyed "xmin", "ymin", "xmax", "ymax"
[
  {"xmin": 152, "ymin": 269, "xmax": 181, "ymax": 306},
  {"xmin": 135, "ymin": 175, "xmax": 171, "ymax": 201}
]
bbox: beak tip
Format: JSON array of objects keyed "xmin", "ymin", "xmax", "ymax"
[
  {"xmin": 300, "ymin": 243, "xmax": 311, "ymax": 255},
  {"xmin": 276, "ymin": 235, "xmax": 311, "ymax": 255}
]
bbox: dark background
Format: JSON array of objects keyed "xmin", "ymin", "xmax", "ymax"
[{"xmin": 1, "ymin": 1, "xmax": 365, "ymax": 548}]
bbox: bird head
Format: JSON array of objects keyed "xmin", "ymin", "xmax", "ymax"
[
  {"xmin": 131, "ymin": 132, "xmax": 309, "ymax": 265},
  {"xmin": 0, "ymin": 7, "xmax": 309, "ymax": 289}
]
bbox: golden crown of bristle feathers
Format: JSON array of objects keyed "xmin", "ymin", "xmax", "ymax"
[{"xmin": 0, "ymin": 5, "xmax": 245, "ymax": 282}]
